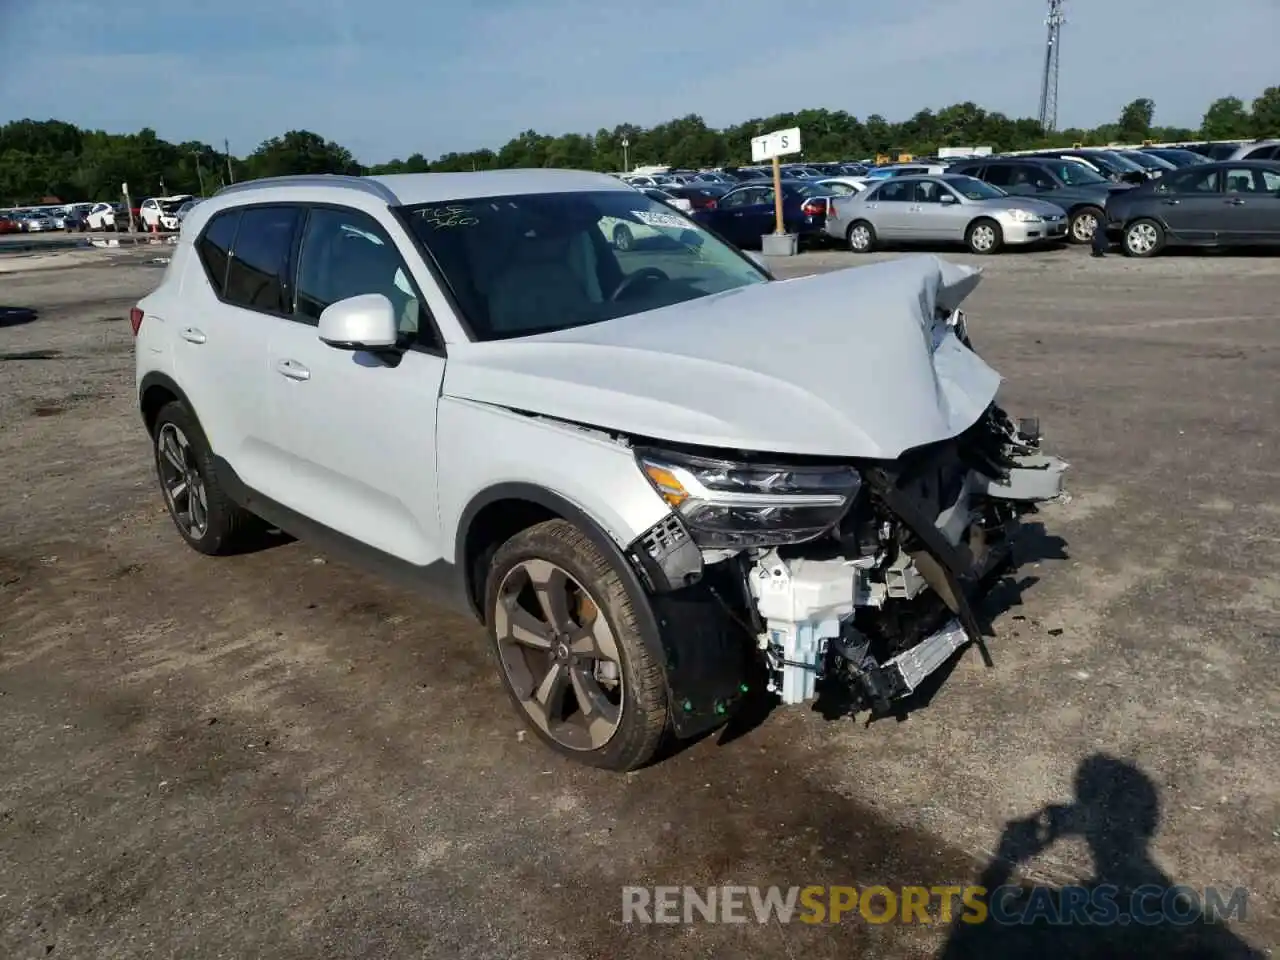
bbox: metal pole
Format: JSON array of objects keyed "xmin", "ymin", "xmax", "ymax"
[
  {"xmin": 772, "ymin": 155, "xmax": 784, "ymax": 234},
  {"xmin": 193, "ymin": 152, "xmax": 206, "ymax": 195},
  {"xmin": 224, "ymin": 139, "xmax": 235, "ymax": 183}
]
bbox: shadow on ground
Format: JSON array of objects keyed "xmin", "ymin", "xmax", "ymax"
[{"xmin": 937, "ymin": 754, "xmax": 1266, "ymax": 959}]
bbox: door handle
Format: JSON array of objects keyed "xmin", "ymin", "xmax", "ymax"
[
  {"xmin": 1226, "ymin": 198, "xmax": 1246, "ymax": 206},
  {"xmin": 179, "ymin": 327, "xmax": 206, "ymax": 344},
  {"xmin": 275, "ymin": 359, "xmax": 310, "ymax": 381}
]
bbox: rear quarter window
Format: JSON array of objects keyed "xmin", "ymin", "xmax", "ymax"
[{"xmin": 196, "ymin": 210, "xmax": 240, "ymax": 296}]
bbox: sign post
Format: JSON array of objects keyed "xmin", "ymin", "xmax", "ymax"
[{"xmin": 750, "ymin": 127, "xmax": 802, "ymax": 255}]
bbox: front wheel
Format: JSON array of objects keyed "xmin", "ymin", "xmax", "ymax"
[
  {"xmin": 484, "ymin": 519, "xmax": 668, "ymax": 771},
  {"xmin": 1069, "ymin": 206, "xmax": 1103, "ymax": 244},
  {"xmin": 966, "ymin": 218, "xmax": 1003, "ymax": 255},
  {"xmin": 1122, "ymin": 218, "xmax": 1165, "ymax": 258}
]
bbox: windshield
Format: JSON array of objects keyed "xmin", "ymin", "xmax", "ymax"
[
  {"xmin": 1094, "ymin": 150, "xmax": 1143, "ymax": 173},
  {"xmin": 1044, "ymin": 160, "xmax": 1107, "ymax": 186},
  {"xmin": 403, "ymin": 190, "xmax": 769, "ymax": 341},
  {"xmin": 161, "ymin": 198, "xmax": 190, "ymax": 212},
  {"xmin": 947, "ymin": 176, "xmax": 1006, "ymax": 200}
]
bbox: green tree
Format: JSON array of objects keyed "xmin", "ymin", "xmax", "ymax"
[
  {"xmin": 245, "ymin": 130, "xmax": 362, "ymax": 179},
  {"xmin": 1117, "ymin": 98, "xmax": 1155, "ymax": 140},
  {"xmin": 1200, "ymin": 97, "xmax": 1252, "ymax": 139},
  {"xmin": 1250, "ymin": 87, "xmax": 1280, "ymax": 138}
]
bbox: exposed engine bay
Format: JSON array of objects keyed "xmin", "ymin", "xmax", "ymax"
[{"xmin": 627, "ymin": 305, "xmax": 1069, "ymax": 723}]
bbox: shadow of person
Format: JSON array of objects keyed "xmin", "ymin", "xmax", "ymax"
[{"xmin": 938, "ymin": 754, "xmax": 1265, "ymax": 959}]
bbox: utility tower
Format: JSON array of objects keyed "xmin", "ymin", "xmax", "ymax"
[{"xmin": 1037, "ymin": 0, "xmax": 1066, "ymax": 132}]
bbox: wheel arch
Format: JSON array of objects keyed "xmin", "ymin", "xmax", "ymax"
[
  {"xmin": 139, "ymin": 371, "xmax": 199, "ymax": 438},
  {"xmin": 455, "ymin": 483, "xmax": 655, "ymax": 631}
]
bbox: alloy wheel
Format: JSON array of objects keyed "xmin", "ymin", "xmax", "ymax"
[
  {"xmin": 970, "ymin": 224, "xmax": 996, "ymax": 252},
  {"xmin": 493, "ymin": 558, "xmax": 624, "ymax": 751},
  {"xmin": 1072, "ymin": 213, "xmax": 1098, "ymax": 242},
  {"xmin": 156, "ymin": 422, "xmax": 209, "ymax": 539},
  {"xmin": 1126, "ymin": 222, "xmax": 1159, "ymax": 255},
  {"xmin": 848, "ymin": 224, "xmax": 871, "ymax": 251}
]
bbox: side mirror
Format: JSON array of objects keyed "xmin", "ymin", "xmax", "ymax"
[
  {"xmin": 318, "ymin": 293, "xmax": 399, "ymax": 351},
  {"xmin": 939, "ymin": 193, "xmax": 957, "ymax": 204}
]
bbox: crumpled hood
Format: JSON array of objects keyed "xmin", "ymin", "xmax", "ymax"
[{"xmin": 442, "ymin": 254, "xmax": 1002, "ymax": 460}]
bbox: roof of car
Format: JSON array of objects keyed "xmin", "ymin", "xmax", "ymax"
[{"xmin": 214, "ymin": 169, "xmax": 628, "ymax": 207}]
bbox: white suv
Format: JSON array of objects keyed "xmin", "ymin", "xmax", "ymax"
[{"xmin": 133, "ymin": 170, "xmax": 1067, "ymax": 771}]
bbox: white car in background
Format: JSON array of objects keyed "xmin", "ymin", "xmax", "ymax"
[
  {"xmin": 599, "ymin": 189, "xmax": 693, "ymax": 250},
  {"xmin": 86, "ymin": 202, "xmax": 125, "ymax": 231},
  {"xmin": 140, "ymin": 195, "xmax": 194, "ymax": 231},
  {"xmin": 815, "ymin": 176, "xmax": 871, "ymax": 196}
]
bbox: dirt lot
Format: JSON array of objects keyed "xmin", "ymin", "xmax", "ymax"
[{"xmin": 1, "ymin": 244, "xmax": 1277, "ymax": 959}]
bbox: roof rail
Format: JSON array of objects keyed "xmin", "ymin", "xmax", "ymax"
[{"xmin": 212, "ymin": 174, "xmax": 399, "ymax": 205}]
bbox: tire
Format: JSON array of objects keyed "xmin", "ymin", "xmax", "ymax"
[
  {"xmin": 1122, "ymin": 218, "xmax": 1165, "ymax": 258},
  {"xmin": 846, "ymin": 220, "xmax": 876, "ymax": 253},
  {"xmin": 152, "ymin": 400, "xmax": 257, "ymax": 556},
  {"xmin": 612, "ymin": 224, "xmax": 634, "ymax": 251},
  {"xmin": 484, "ymin": 518, "xmax": 668, "ymax": 771},
  {"xmin": 1069, "ymin": 206, "xmax": 1103, "ymax": 245},
  {"xmin": 965, "ymin": 218, "xmax": 1003, "ymax": 255}
]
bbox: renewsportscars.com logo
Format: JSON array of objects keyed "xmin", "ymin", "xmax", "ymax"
[{"xmin": 621, "ymin": 885, "xmax": 1249, "ymax": 927}]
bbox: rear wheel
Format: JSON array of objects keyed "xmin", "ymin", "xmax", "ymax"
[
  {"xmin": 152, "ymin": 401, "xmax": 257, "ymax": 555},
  {"xmin": 846, "ymin": 220, "xmax": 876, "ymax": 253},
  {"xmin": 965, "ymin": 218, "xmax": 1003, "ymax": 255},
  {"xmin": 1122, "ymin": 218, "xmax": 1165, "ymax": 258},
  {"xmin": 484, "ymin": 519, "xmax": 667, "ymax": 771},
  {"xmin": 1069, "ymin": 206, "xmax": 1103, "ymax": 244}
]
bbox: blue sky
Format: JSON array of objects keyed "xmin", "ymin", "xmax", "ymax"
[{"xmin": 1, "ymin": 0, "xmax": 1275, "ymax": 163}]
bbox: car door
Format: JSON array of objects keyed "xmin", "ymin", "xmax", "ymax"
[
  {"xmin": 907, "ymin": 179, "xmax": 966, "ymax": 240},
  {"xmin": 174, "ymin": 206, "xmax": 298, "ymax": 495},
  {"xmin": 715, "ymin": 187, "xmax": 765, "ymax": 245},
  {"xmin": 263, "ymin": 205, "xmax": 446, "ymax": 566},
  {"xmin": 863, "ymin": 180, "xmax": 913, "ymax": 239},
  {"xmin": 1153, "ymin": 168, "xmax": 1224, "ymax": 241},
  {"xmin": 1220, "ymin": 167, "xmax": 1280, "ymax": 243}
]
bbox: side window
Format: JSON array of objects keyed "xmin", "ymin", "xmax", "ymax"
[
  {"xmin": 757, "ymin": 187, "xmax": 775, "ymax": 206},
  {"xmin": 876, "ymin": 181, "xmax": 911, "ymax": 202},
  {"xmin": 224, "ymin": 206, "xmax": 301, "ymax": 314},
  {"xmin": 1176, "ymin": 170, "xmax": 1221, "ymax": 193},
  {"xmin": 983, "ymin": 164, "xmax": 1013, "ymax": 187},
  {"xmin": 1224, "ymin": 168, "xmax": 1259, "ymax": 193},
  {"xmin": 295, "ymin": 207, "xmax": 434, "ymax": 346},
  {"xmin": 1260, "ymin": 169, "xmax": 1280, "ymax": 192},
  {"xmin": 911, "ymin": 180, "xmax": 942, "ymax": 203},
  {"xmin": 825, "ymin": 182, "xmax": 857, "ymax": 196},
  {"xmin": 197, "ymin": 209, "xmax": 240, "ymax": 297},
  {"xmin": 718, "ymin": 189, "xmax": 750, "ymax": 209}
]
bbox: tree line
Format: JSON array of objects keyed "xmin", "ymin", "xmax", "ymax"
[{"xmin": 2, "ymin": 89, "xmax": 1277, "ymax": 206}]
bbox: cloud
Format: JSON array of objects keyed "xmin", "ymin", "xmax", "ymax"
[{"xmin": 0, "ymin": 0, "xmax": 1275, "ymax": 162}]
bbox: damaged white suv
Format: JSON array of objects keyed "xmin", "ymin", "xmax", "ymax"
[{"xmin": 133, "ymin": 170, "xmax": 1067, "ymax": 771}]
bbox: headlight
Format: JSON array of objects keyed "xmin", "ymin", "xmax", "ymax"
[
  {"xmin": 1007, "ymin": 209, "xmax": 1043, "ymax": 223},
  {"xmin": 636, "ymin": 449, "xmax": 860, "ymax": 548}
]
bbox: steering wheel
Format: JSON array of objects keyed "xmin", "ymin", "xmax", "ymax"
[{"xmin": 610, "ymin": 267, "xmax": 669, "ymax": 302}]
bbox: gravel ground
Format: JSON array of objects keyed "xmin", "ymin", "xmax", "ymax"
[{"xmin": 1, "ymin": 243, "xmax": 1277, "ymax": 959}]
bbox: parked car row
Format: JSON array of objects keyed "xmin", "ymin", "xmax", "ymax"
[{"xmin": 627, "ymin": 144, "xmax": 1280, "ymax": 257}]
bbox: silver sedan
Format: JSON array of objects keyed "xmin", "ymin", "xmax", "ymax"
[{"xmin": 824, "ymin": 174, "xmax": 1069, "ymax": 254}]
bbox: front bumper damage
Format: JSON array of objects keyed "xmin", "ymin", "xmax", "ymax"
[{"xmin": 747, "ymin": 405, "xmax": 1067, "ymax": 716}]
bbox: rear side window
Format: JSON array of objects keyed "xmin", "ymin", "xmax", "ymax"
[
  {"xmin": 224, "ymin": 206, "xmax": 302, "ymax": 314},
  {"xmin": 197, "ymin": 210, "xmax": 240, "ymax": 296}
]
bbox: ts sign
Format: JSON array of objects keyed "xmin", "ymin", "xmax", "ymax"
[{"xmin": 750, "ymin": 127, "xmax": 803, "ymax": 163}]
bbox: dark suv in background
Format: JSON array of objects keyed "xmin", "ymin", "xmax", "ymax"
[{"xmin": 948, "ymin": 157, "xmax": 1135, "ymax": 244}]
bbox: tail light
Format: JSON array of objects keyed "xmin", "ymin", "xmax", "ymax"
[
  {"xmin": 129, "ymin": 306, "xmax": 144, "ymax": 336},
  {"xmin": 703, "ymin": 199, "xmax": 717, "ymax": 210},
  {"xmin": 801, "ymin": 199, "xmax": 827, "ymax": 217}
]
